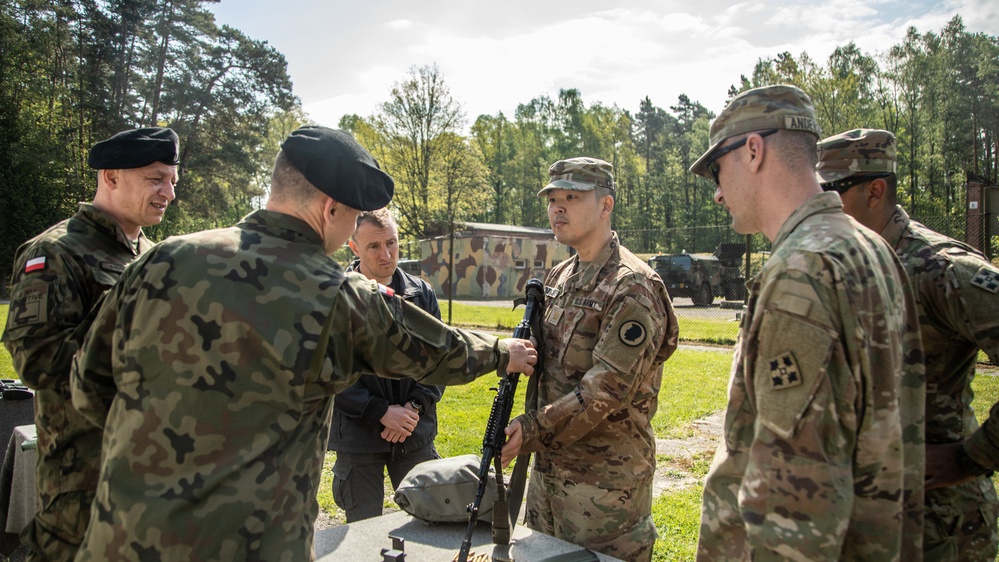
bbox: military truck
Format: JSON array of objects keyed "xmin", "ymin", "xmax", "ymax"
[{"xmin": 648, "ymin": 242, "xmax": 747, "ymax": 305}]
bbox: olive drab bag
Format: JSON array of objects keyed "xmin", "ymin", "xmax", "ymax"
[{"xmin": 393, "ymin": 454, "xmax": 498, "ymax": 524}]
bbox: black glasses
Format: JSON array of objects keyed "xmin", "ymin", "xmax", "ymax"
[
  {"xmin": 820, "ymin": 173, "xmax": 893, "ymax": 194},
  {"xmin": 706, "ymin": 129, "xmax": 779, "ymax": 185}
]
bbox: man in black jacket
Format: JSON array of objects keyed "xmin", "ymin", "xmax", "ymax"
[{"xmin": 328, "ymin": 208, "xmax": 444, "ymax": 522}]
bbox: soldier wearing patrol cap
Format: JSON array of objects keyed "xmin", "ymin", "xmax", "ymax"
[
  {"xmin": 68, "ymin": 126, "xmax": 537, "ymax": 562},
  {"xmin": 501, "ymin": 156, "xmax": 679, "ymax": 562},
  {"xmin": 818, "ymin": 128, "xmax": 999, "ymax": 562},
  {"xmin": 3, "ymin": 126, "xmax": 180, "ymax": 562},
  {"xmin": 690, "ymin": 86, "xmax": 925, "ymax": 561}
]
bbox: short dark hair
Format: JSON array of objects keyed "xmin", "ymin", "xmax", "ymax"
[
  {"xmin": 768, "ymin": 130, "xmax": 819, "ymax": 170},
  {"xmin": 353, "ymin": 208, "xmax": 397, "ymax": 240},
  {"xmin": 270, "ymin": 151, "xmax": 323, "ymax": 206}
]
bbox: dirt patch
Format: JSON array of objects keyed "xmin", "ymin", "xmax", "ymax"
[{"xmin": 653, "ymin": 411, "xmax": 724, "ymax": 496}]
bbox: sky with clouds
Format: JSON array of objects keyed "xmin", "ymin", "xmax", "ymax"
[{"xmin": 208, "ymin": 0, "xmax": 999, "ymax": 129}]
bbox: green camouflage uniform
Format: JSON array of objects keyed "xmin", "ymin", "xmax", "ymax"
[
  {"xmin": 882, "ymin": 205, "xmax": 999, "ymax": 561},
  {"xmin": 697, "ymin": 192, "xmax": 923, "ymax": 561},
  {"xmin": 69, "ymin": 210, "xmax": 511, "ymax": 562},
  {"xmin": 516, "ymin": 232, "xmax": 679, "ymax": 562},
  {"xmin": 2, "ymin": 203, "xmax": 151, "ymax": 561}
]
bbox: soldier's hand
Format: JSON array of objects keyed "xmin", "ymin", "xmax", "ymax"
[
  {"xmin": 381, "ymin": 427, "xmax": 409, "ymax": 443},
  {"xmin": 925, "ymin": 442, "xmax": 979, "ymax": 490},
  {"xmin": 502, "ymin": 338, "xmax": 537, "ymax": 376},
  {"xmin": 501, "ymin": 419, "xmax": 523, "ymax": 468},
  {"xmin": 380, "ymin": 404, "xmax": 418, "ymax": 438}
]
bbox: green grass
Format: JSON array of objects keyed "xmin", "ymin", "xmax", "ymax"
[
  {"xmin": 439, "ymin": 301, "xmax": 741, "ymax": 346},
  {"xmin": 653, "ymin": 349, "xmax": 731, "ymax": 439},
  {"xmin": 0, "ymin": 304, "xmax": 13, "ymax": 380},
  {"xmin": 441, "ymin": 302, "xmax": 524, "ymax": 330},
  {"xmin": 652, "ymin": 484, "xmax": 705, "ymax": 561},
  {"xmin": 676, "ymin": 317, "xmax": 739, "ymax": 345}
]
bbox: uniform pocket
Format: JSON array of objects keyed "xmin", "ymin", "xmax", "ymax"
[
  {"xmin": 332, "ymin": 463, "xmax": 354, "ymax": 511},
  {"xmin": 753, "ymin": 309, "xmax": 835, "ymax": 440}
]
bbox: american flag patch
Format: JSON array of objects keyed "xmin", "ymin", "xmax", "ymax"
[
  {"xmin": 378, "ymin": 283, "xmax": 395, "ymax": 297},
  {"xmin": 25, "ymin": 257, "xmax": 46, "ymax": 273}
]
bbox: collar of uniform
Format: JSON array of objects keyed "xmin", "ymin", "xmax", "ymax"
[
  {"xmin": 879, "ymin": 205, "xmax": 910, "ymax": 251},
  {"xmin": 240, "ymin": 209, "xmax": 324, "ymax": 246},
  {"xmin": 77, "ymin": 203, "xmax": 147, "ymax": 255},
  {"xmin": 572, "ymin": 231, "xmax": 620, "ymax": 292},
  {"xmin": 770, "ymin": 191, "xmax": 842, "ymax": 252}
]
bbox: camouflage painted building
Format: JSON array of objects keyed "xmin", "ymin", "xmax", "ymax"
[{"xmin": 420, "ymin": 222, "xmax": 571, "ymax": 298}]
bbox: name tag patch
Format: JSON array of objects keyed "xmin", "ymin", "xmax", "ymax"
[
  {"xmin": 571, "ymin": 297, "xmax": 602, "ymax": 311},
  {"xmin": 101, "ymin": 261, "xmax": 125, "ymax": 274}
]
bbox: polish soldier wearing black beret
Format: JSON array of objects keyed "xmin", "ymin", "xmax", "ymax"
[
  {"xmin": 68, "ymin": 126, "xmax": 537, "ymax": 561},
  {"xmin": 3, "ymin": 127, "xmax": 180, "ymax": 561}
]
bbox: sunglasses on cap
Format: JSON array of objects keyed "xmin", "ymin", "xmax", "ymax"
[
  {"xmin": 820, "ymin": 172, "xmax": 893, "ymax": 194},
  {"xmin": 705, "ymin": 129, "xmax": 779, "ymax": 185}
]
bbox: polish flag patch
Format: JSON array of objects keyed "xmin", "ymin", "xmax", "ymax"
[
  {"xmin": 378, "ymin": 283, "xmax": 395, "ymax": 297},
  {"xmin": 25, "ymin": 257, "xmax": 46, "ymax": 273}
]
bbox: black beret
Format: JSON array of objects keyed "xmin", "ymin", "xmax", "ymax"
[
  {"xmin": 280, "ymin": 126, "xmax": 394, "ymax": 211},
  {"xmin": 88, "ymin": 127, "xmax": 180, "ymax": 170}
]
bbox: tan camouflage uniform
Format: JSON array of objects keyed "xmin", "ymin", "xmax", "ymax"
[
  {"xmin": 2, "ymin": 203, "xmax": 151, "ymax": 561},
  {"xmin": 69, "ymin": 210, "xmax": 513, "ymax": 562},
  {"xmin": 516, "ymin": 232, "xmax": 679, "ymax": 562},
  {"xmin": 697, "ymin": 192, "xmax": 921, "ymax": 561},
  {"xmin": 817, "ymin": 128, "xmax": 994, "ymax": 561},
  {"xmin": 881, "ymin": 206, "xmax": 999, "ymax": 562},
  {"xmin": 817, "ymin": 128, "xmax": 933, "ymax": 561}
]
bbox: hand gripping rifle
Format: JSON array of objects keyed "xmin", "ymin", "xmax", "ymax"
[{"xmin": 457, "ymin": 278, "xmax": 545, "ymax": 562}]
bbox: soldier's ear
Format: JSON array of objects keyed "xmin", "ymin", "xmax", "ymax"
[
  {"xmin": 601, "ymin": 194, "xmax": 615, "ymax": 216},
  {"xmin": 101, "ymin": 168, "xmax": 120, "ymax": 189},
  {"xmin": 867, "ymin": 178, "xmax": 887, "ymax": 209}
]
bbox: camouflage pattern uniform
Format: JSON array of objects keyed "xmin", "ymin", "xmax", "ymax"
[
  {"xmin": 882, "ymin": 206, "xmax": 999, "ymax": 561},
  {"xmin": 516, "ymin": 232, "xmax": 679, "ymax": 562},
  {"xmin": 817, "ymin": 128, "xmax": 995, "ymax": 561},
  {"xmin": 697, "ymin": 192, "xmax": 922, "ymax": 561},
  {"xmin": 2, "ymin": 203, "xmax": 151, "ymax": 561},
  {"xmin": 69, "ymin": 210, "xmax": 513, "ymax": 562}
]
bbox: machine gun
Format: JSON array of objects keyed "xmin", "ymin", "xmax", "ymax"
[{"xmin": 457, "ymin": 278, "xmax": 545, "ymax": 562}]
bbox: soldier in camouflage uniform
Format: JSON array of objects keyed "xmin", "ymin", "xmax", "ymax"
[
  {"xmin": 501, "ymin": 157, "xmax": 679, "ymax": 562},
  {"xmin": 68, "ymin": 126, "xmax": 537, "ymax": 562},
  {"xmin": 689, "ymin": 86, "xmax": 925, "ymax": 561},
  {"xmin": 817, "ymin": 128, "xmax": 999, "ymax": 562},
  {"xmin": 2, "ymin": 127, "xmax": 179, "ymax": 562}
]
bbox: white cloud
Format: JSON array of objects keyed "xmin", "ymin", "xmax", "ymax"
[{"xmin": 211, "ymin": 0, "xmax": 999, "ymax": 130}]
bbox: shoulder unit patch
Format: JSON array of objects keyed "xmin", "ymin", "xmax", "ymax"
[
  {"xmin": 618, "ymin": 320, "xmax": 647, "ymax": 347},
  {"xmin": 970, "ymin": 266, "xmax": 999, "ymax": 294},
  {"xmin": 768, "ymin": 352, "xmax": 802, "ymax": 390}
]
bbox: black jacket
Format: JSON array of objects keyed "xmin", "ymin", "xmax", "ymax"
[{"xmin": 327, "ymin": 261, "xmax": 444, "ymax": 453}]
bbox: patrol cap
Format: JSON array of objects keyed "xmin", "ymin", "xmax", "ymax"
[
  {"xmin": 88, "ymin": 127, "xmax": 180, "ymax": 170},
  {"xmin": 690, "ymin": 84, "xmax": 822, "ymax": 179},
  {"xmin": 280, "ymin": 126, "xmax": 394, "ymax": 211},
  {"xmin": 537, "ymin": 157, "xmax": 615, "ymax": 197},
  {"xmin": 815, "ymin": 128, "xmax": 896, "ymax": 184}
]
